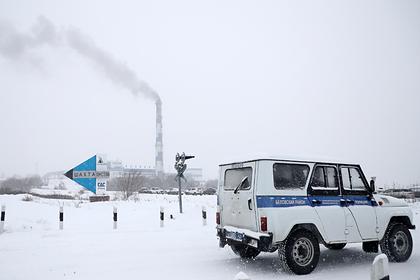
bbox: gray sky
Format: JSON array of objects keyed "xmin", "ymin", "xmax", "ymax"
[{"xmin": 0, "ymin": 0, "xmax": 419, "ymax": 186}]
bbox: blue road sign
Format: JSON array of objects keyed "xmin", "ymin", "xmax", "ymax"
[{"xmin": 64, "ymin": 155, "xmax": 109, "ymax": 194}]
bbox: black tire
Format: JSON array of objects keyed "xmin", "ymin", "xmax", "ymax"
[
  {"xmin": 325, "ymin": 243, "xmax": 346, "ymax": 250},
  {"xmin": 278, "ymin": 229, "xmax": 320, "ymax": 275},
  {"xmin": 231, "ymin": 244, "xmax": 260, "ymax": 259},
  {"xmin": 380, "ymin": 223, "xmax": 413, "ymax": 262}
]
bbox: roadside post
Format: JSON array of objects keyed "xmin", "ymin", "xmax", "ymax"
[
  {"xmin": 59, "ymin": 205, "xmax": 64, "ymax": 230},
  {"xmin": 234, "ymin": 272, "xmax": 250, "ymax": 280},
  {"xmin": 371, "ymin": 254, "xmax": 390, "ymax": 280},
  {"xmin": 113, "ymin": 206, "xmax": 118, "ymax": 230},
  {"xmin": 0, "ymin": 205, "xmax": 5, "ymax": 233},
  {"xmin": 160, "ymin": 207, "xmax": 164, "ymax": 227},
  {"xmin": 202, "ymin": 206, "xmax": 207, "ymax": 226},
  {"xmin": 174, "ymin": 152, "xmax": 195, "ymax": 214}
]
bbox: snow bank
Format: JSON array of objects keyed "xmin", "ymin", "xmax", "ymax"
[{"xmin": 0, "ymin": 194, "xmax": 418, "ymax": 279}]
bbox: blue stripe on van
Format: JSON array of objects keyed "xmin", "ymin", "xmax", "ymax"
[
  {"xmin": 256, "ymin": 195, "xmax": 375, "ymax": 208},
  {"xmin": 256, "ymin": 196, "xmax": 310, "ymax": 208},
  {"xmin": 346, "ymin": 195, "xmax": 374, "ymax": 206}
]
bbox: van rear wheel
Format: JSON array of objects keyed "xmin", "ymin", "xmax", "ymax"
[
  {"xmin": 279, "ymin": 229, "xmax": 320, "ymax": 275},
  {"xmin": 231, "ymin": 244, "xmax": 260, "ymax": 259}
]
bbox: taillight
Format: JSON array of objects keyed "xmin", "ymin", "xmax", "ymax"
[
  {"xmin": 216, "ymin": 212, "xmax": 220, "ymax": 225},
  {"xmin": 260, "ymin": 216, "xmax": 267, "ymax": 232}
]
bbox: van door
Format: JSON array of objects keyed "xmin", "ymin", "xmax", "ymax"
[
  {"xmin": 219, "ymin": 162, "xmax": 257, "ymax": 231},
  {"xmin": 339, "ymin": 165, "xmax": 378, "ymax": 240},
  {"xmin": 308, "ymin": 164, "xmax": 347, "ymax": 243}
]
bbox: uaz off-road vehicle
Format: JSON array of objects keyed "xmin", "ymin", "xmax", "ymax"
[{"xmin": 216, "ymin": 158, "xmax": 415, "ymax": 275}]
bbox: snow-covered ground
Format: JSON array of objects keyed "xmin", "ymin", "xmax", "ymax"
[{"xmin": 0, "ymin": 194, "xmax": 419, "ymax": 279}]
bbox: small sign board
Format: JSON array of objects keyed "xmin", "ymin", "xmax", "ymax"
[{"xmin": 64, "ymin": 155, "xmax": 109, "ymax": 194}]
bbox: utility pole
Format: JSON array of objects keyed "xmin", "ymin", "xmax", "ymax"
[{"xmin": 174, "ymin": 152, "xmax": 195, "ymax": 213}]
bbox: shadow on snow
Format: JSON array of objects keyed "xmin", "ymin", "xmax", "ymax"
[{"xmin": 218, "ymin": 246, "xmax": 378, "ymax": 276}]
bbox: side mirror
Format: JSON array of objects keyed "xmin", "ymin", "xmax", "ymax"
[{"xmin": 369, "ymin": 178, "xmax": 376, "ymax": 193}]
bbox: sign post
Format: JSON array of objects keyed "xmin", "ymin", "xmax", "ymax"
[
  {"xmin": 174, "ymin": 153, "xmax": 195, "ymax": 214},
  {"xmin": 64, "ymin": 155, "xmax": 110, "ymax": 201}
]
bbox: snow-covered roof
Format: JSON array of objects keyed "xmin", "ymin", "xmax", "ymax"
[{"xmin": 219, "ymin": 155, "xmax": 358, "ymax": 167}]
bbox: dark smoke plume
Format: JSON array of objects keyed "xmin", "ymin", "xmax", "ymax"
[
  {"xmin": 0, "ymin": 16, "xmax": 58, "ymax": 58},
  {"xmin": 0, "ymin": 16, "xmax": 160, "ymax": 102},
  {"xmin": 66, "ymin": 28, "xmax": 160, "ymax": 102}
]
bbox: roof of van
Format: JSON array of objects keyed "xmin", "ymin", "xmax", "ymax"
[{"xmin": 218, "ymin": 156, "xmax": 359, "ymax": 167}]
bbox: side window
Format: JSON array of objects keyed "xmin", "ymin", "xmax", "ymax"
[
  {"xmin": 311, "ymin": 166, "xmax": 325, "ymax": 188},
  {"xmin": 349, "ymin": 168, "xmax": 366, "ymax": 190},
  {"xmin": 340, "ymin": 167, "xmax": 367, "ymax": 191},
  {"xmin": 341, "ymin": 167, "xmax": 351, "ymax": 189},
  {"xmin": 224, "ymin": 167, "xmax": 252, "ymax": 190},
  {"xmin": 273, "ymin": 163, "xmax": 309, "ymax": 189},
  {"xmin": 310, "ymin": 166, "xmax": 338, "ymax": 189},
  {"xmin": 326, "ymin": 167, "xmax": 338, "ymax": 188}
]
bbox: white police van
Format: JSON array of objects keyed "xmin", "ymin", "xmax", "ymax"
[{"xmin": 216, "ymin": 158, "xmax": 415, "ymax": 275}]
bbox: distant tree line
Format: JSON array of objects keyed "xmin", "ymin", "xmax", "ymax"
[
  {"xmin": 0, "ymin": 175, "xmax": 43, "ymax": 194},
  {"xmin": 108, "ymin": 172, "xmax": 217, "ymax": 200},
  {"xmin": 0, "ymin": 173, "xmax": 218, "ymax": 200}
]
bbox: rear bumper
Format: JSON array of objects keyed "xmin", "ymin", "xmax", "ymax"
[{"xmin": 217, "ymin": 226, "xmax": 273, "ymax": 251}]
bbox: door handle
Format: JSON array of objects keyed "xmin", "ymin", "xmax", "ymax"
[
  {"xmin": 248, "ymin": 199, "xmax": 252, "ymax": 210},
  {"xmin": 346, "ymin": 199, "xmax": 355, "ymax": 206},
  {"xmin": 311, "ymin": 199, "xmax": 322, "ymax": 206},
  {"xmin": 340, "ymin": 199, "xmax": 347, "ymax": 207}
]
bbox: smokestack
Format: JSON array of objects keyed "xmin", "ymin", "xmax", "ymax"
[
  {"xmin": 0, "ymin": 17, "xmax": 165, "ymax": 176},
  {"xmin": 155, "ymin": 99, "xmax": 164, "ymax": 178}
]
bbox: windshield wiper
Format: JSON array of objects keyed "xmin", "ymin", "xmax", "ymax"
[{"xmin": 233, "ymin": 176, "xmax": 248, "ymax": 194}]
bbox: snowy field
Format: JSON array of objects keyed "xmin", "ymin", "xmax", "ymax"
[{"xmin": 0, "ymin": 194, "xmax": 419, "ymax": 280}]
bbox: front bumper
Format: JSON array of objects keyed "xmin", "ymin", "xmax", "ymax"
[{"xmin": 217, "ymin": 226, "xmax": 273, "ymax": 252}]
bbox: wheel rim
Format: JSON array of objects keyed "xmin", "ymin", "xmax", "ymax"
[
  {"xmin": 392, "ymin": 231, "xmax": 409, "ymax": 255},
  {"xmin": 292, "ymin": 237, "xmax": 314, "ymax": 266}
]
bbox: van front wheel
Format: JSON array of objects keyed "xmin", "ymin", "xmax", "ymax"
[
  {"xmin": 279, "ymin": 229, "xmax": 320, "ymax": 275},
  {"xmin": 380, "ymin": 223, "xmax": 413, "ymax": 262},
  {"xmin": 231, "ymin": 244, "xmax": 260, "ymax": 259}
]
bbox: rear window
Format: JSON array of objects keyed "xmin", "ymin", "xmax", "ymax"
[
  {"xmin": 224, "ymin": 167, "xmax": 252, "ymax": 190},
  {"xmin": 273, "ymin": 163, "xmax": 310, "ymax": 189}
]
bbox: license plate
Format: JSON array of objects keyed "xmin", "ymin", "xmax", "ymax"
[{"xmin": 226, "ymin": 231, "xmax": 245, "ymax": 242}]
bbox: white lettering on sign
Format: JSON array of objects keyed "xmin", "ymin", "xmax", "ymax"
[
  {"xmin": 73, "ymin": 171, "xmax": 96, "ymax": 178},
  {"xmin": 73, "ymin": 171, "xmax": 110, "ymax": 179}
]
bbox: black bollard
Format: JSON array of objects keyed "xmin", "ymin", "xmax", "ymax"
[
  {"xmin": 160, "ymin": 207, "xmax": 164, "ymax": 227},
  {"xmin": 59, "ymin": 206, "xmax": 64, "ymax": 230},
  {"xmin": 0, "ymin": 205, "xmax": 5, "ymax": 233},
  {"xmin": 113, "ymin": 206, "xmax": 118, "ymax": 230}
]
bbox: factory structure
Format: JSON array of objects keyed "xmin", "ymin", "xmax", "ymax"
[
  {"xmin": 106, "ymin": 159, "xmax": 203, "ymax": 183},
  {"xmin": 44, "ymin": 97, "xmax": 205, "ymax": 190},
  {"xmin": 154, "ymin": 100, "xmax": 164, "ymax": 178},
  {"xmin": 44, "ymin": 158, "xmax": 203, "ymax": 190}
]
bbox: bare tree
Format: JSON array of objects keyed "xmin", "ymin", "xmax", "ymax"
[
  {"xmin": 204, "ymin": 179, "xmax": 218, "ymax": 189},
  {"xmin": 110, "ymin": 172, "xmax": 145, "ymax": 200},
  {"xmin": 0, "ymin": 175, "xmax": 43, "ymax": 194},
  {"xmin": 183, "ymin": 176, "xmax": 200, "ymax": 189}
]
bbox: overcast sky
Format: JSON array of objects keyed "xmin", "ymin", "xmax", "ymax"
[{"xmin": 0, "ymin": 0, "xmax": 419, "ymax": 186}]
